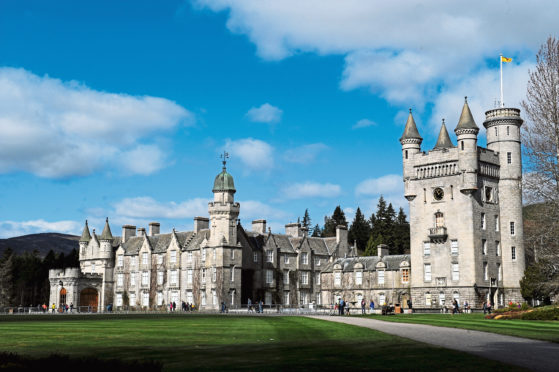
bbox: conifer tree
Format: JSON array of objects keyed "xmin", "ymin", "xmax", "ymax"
[
  {"xmin": 302, "ymin": 209, "xmax": 312, "ymax": 229},
  {"xmin": 349, "ymin": 207, "xmax": 370, "ymax": 253},
  {"xmin": 311, "ymin": 224, "xmax": 321, "ymax": 237},
  {"xmin": 0, "ymin": 248, "xmax": 14, "ymax": 307},
  {"xmin": 322, "ymin": 206, "xmax": 347, "ymax": 237}
]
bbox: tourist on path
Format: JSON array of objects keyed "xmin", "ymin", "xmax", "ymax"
[{"xmin": 361, "ymin": 299, "xmax": 366, "ymax": 314}]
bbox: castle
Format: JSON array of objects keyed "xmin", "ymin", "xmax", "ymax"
[{"xmin": 49, "ymin": 99, "xmax": 526, "ymax": 311}]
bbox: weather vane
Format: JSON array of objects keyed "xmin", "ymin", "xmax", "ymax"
[{"xmin": 220, "ymin": 151, "xmax": 229, "ymax": 170}]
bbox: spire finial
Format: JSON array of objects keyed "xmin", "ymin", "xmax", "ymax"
[
  {"xmin": 105, "ymin": 217, "xmax": 108, "ymax": 223},
  {"xmin": 464, "ymin": 96, "xmax": 468, "ymax": 103},
  {"xmin": 442, "ymin": 118, "xmax": 445, "ymax": 125},
  {"xmin": 409, "ymin": 108, "xmax": 412, "ymax": 114},
  {"xmin": 220, "ymin": 151, "xmax": 229, "ymax": 171}
]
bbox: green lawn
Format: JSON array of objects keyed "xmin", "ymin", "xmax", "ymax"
[
  {"xmin": 0, "ymin": 314, "xmax": 524, "ymax": 371},
  {"xmin": 361, "ymin": 313, "xmax": 559, "ymax": 342}
]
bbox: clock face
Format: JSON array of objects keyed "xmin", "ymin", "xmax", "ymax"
[{"xmin": 433, "ymin": 187, "xmax": 444, "ymax": 201}]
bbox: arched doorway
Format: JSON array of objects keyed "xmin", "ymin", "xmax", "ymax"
[
  {"xmin": 59, "ymin": 288, "xmax": 67, "ymax": 308},
  {"xmin": 79, "ymin": 288, "xmax": 99, "ymax": 312}
]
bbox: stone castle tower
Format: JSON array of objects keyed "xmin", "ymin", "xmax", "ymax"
[{"xmin": 400, "ymin": 98, "xmax": 525, "ymax": 309}]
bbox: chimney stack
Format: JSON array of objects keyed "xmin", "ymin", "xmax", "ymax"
[
  {"xmin": 285, "ymin": 223, "xmax": 302, "ymax": 237},
  {"xmin": 377, "ymin": 244, "xmax": 389, "ymax": 258},
  {"xmin": 194, "ymin": 217, "xmax": 209, "ymax": 233},
  {"xmin": 148, "ymin": 222, "xmax": 160, "ymax": 236},
  {"xmin": 252, "ymin": 219, "xmax": 267, "ymax": 234},
  {"xmin": 122, "ymin": 225, "xmax": 136, "ymax": 243},
  {"xmin": 137, "ymin": 227, "xmax": 146, "ymax": 237}
]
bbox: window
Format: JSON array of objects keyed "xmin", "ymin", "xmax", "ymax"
[
  {"xmin": 91, "ymin": 263, "xmax": 95, "ymax": 273},
  {"xmin": 157, "ymin": 292, "xmax": 163, "ymax": 306},
  {"xmin": 117, "ymin": 273, "xmax": 123, "ymax": 286},
  {"xmin": 482, "ymin": 239, "xmax": 487, "ymax": 255},
  {"xmin": 484, "ymin": 262, "xmax": 488, "ymax": 280},
  {"xmin": 334, "ymin": 272, "xmax": 341, "ymax": 286},
  {"xmin": 512, "ymin": 246, "xmax": 517, "ymax": 260},
  {"xmin": 495, "ymin": 127, "xmax": 498, "ymax": 136},
  {"xmin": 507, "ymin": 152, "xmax": 512, "ymax": 164},
  {"xmin": 452, "ymin": 264, "xmax": 459, "ymax": 281},
  {"xmin": 485, "ymin": 187, "xmax": 493, "ymax": 202},
  {"xmin": 201, "ymin": 291, "xmax": 206, "ymax": 306},
  {"xmin": 202, "ymin": 249, "xmax": 206, "ymax": 262},
  {"xmin": 439, "ymin": 292, "xmax": 445, "ymax": 306},
  {"xmin": 201, "ymin": 268, "xmax": 206, "ymax": 282},
  {"xmin": 130, "ymin": 272, "xmax": 136, "ymax": 286},
  {"xmin": 402, "ymin": 268, "xmax": 410, "ymax": 283},
  {"xmin": 187, "ymin": 269, "xmax": 193, "ymax": 284},
  {"xmin": 495, "ymin": 215, "xmax": 499, "ymax": 231},
  {"xmin": 425, "ymin": 293, "xmax": 432, "ymax": 306},
  {"xmin": 188, "ymin": 251, "xmax": 192, "ymax": 261},
  {"xmin": 157, "ymin": 254, "xmax": 163, "ymax": 265},
  {"xmin": 141, "ymin": 271, "xmax": 149, "ymax": 286},
  {"xmin": 378, "ymin": 270, "xmax": 385, "ymax": 285},
  {"xmin": 424, "ymin": 264, "xmax": 431, "ymax": 281},
  {"xmin": 317, "ymin": 293, "xmax": 321, "ymax": 305},
  {"xmin": 266, "ymin": 250, "xmax": 274, "ymax": 263},
  {"xmin": 507, "ymin": 126, "xmax": 510, "ymax": 135},
  {"xmin": 142, "ymin": 252, "xmax": 148, "ymax": 265},
  {"xmin": 379, "ymin": 294, "xmax": 386, "ymax": 306},
  {"xmin": 315, "ymin": 257, "xmax": 321, "ymax": 266},
  {"xmin": 301, "ymin": 272, "xmax": 309, "ymax": 285},
  {"xmin": 481, "ymin": 213, "xmax": 486, "ymax": 229},
  {"xmin": 284, "ymin": 255, "xmax": 289, "ymax": 264},
  {"xmin": 213, "ymin": 248, "xmax": 216, "ymax": 261},
  {"xmin": 316, "ymin": 273, "xmax": 321, "ymax": 285},
  {"xmin": 130, "ymin": 293, "xmax": 136, "ymax": 306},
  {"xmin": 212, "ymin": 290, "xmax": 217, "ymax": 306},
  {"xmin": 451, "ymin": 240, "xmax": 458, "ymax": 255},
  {"xmin": 510, "ymin": 222, "xmax": 515, "ymax": 235},
  {"xmin": 266, "ymin": 269, "xmax": 273, "ymax": 284},
  {"xmin": 496, "ymin": 241, "xmax": 501, "ymax": 256},
  {"xmin": 142, "ymin": 292, "xmax": 149, "ymax": 307},
  {"xmin": 253, "ymin": 252, "xmax": 258, "ymax": 262},
  {"xmin": 230, "ymin": 267, "xmax": 235, "ymax": 282},
  {"xmin": 212, "ymin": 267, "xmax": 216, "ymax": 282},
  {"xmin": 423, "ymin": 242, "xmax": 431, "ymax": 256},
  {"xmin": 284, "ymin": 291, "xmax": 290, "ymax": 305},
  {"xmin": 301, "ymin": 252, "xmax": 308, "ymax": 265},
  {"xmin": 265, "ymin": 291, "xmax": 272, "ymax": 305},
  {"xmin": 435, "ymin": 212, "xmax": 444, "ymax": 227},
  {"xmin": 230, "ymin": 290, "xmax": 235, "ymax": 305},
  {"xmin": 497, "ymin": 263, "xmax": 502, "ymax": 281},
  {"xmin": 131, "ymin": 256, "xmax": 137, "ymax": 268},
  {"xmin": 284, "ymin": 270, "xmax": 289, "ymax": 285},
  {"xmin": 117, "ymin": 255, "xmax": 123, "ymax": 267},
  {"xmin": 405, "ymin": 150, "xmax": 408, "ymax": 159},
  {"xmin": 157, "ymin": 271, "xmax": 164, "ymax": 285},
  {"xmin": 116, "ymin": 293, "xmax": 123, "ymax": 306},
  {"xmin": 170, "ymin": 251, "xmax": 177, "ymax": 264},
  {"xmin": 461, "ymin": 141, "xmax": 464, "ymax": 150},
  {"xmin": 231, "ymin": 249, "xmax": 235, "ymax": 260},
  {"xmin": 355, "ymin": 271, "xmax": 363, "ymax": 285}
]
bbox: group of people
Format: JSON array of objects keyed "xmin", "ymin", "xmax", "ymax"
[
  {"xmin": 42, "ymin": 303, "xmax": 74, "ymax": 313},
  {"xmin": 246, "ymin": 298, "xmax": 264, "ymax": 313},
  {"xmin": 482, "ymin": 300, "xmax": 493, "ymax": 314}
]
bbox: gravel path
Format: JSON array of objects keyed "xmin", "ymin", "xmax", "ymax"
[{"xmin": 309, "ymin": 316, "xmax": 559, "ymax": 371}]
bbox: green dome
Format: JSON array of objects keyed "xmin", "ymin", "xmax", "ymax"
[{"xmin": 213, "ymin": 169, "xmax": 236, "ymax": 193}]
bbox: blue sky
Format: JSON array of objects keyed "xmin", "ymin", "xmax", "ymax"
[{"xmin": 0, "ymin": 0, "xmax": 555, "ymax": 238}]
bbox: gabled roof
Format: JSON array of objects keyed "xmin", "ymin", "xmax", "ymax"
[{"xmin": 321, "ymin": 254, "xmax": 410, "ymax": 273}]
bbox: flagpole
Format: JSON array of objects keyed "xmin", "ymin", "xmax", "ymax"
[{"xmin": 500, "ymin": 53, "xmax": 504, "ymax": 107}]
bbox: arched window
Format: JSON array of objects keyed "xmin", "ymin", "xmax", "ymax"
[{"xmin": 435, "ymin": 212, "xmax": 444, "ymax": 227}]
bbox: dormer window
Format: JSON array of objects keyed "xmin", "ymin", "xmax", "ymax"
[
  {"xmin": 170, "ymin": 250, "xmax": 177, "ymax": 264},
  {"xmin": 435, "ymin": 212, "xmax": 444, "ymax": 227}
]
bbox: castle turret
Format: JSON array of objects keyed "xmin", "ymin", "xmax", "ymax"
[
  {"xmin": 433, "ymin": 119, "xmax": 453, "ymax": 150},
  {"xmin": 455, "ymin": 97, "xmax": 479, "ymax": 194},
  {"xmin": 483, "ymin": 107, "xmax": 525, "ymax": 296},
  {"xmin": 400, "ymin": 109, "xmax": 422, "ymax": 200},
  {"xmin": 99, "ymin": 217, "xmax": 114, "ymax": 259},
  {"xmin": 208, "ymin": 157, "xmax": 240, "ymax": 247},
  {"xmin": 79, "ymin": 220, "xmax": 91, "ymax": 260}
]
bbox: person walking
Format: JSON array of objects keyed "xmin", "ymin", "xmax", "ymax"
[
  {"xmin": 370, "ymin": 300, "xmax": 375, "ymax": 313},
  {"xmin": 361, "ymin": 298, "xmax": 366, "ymax": 314},
  {"xmin": 247, "ymin": 298, "xmax": 252, "ymax": 312},
  {"xmin": 483, "ymin": 301, "xmax": 487, "ymax": 314},
  {"xmin": 339, "ymin": 299, "xmax": 344, "ymax": 316}
]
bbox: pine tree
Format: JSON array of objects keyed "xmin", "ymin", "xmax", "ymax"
[
  {"xmin": 311, "ymin": 224, "xmax": 321, "ymax": 237},
  {"xmin": 302, "ymin": 209, "xmax": 312, "ymax": 229},
  {"xmin": 0, "ymin": 248, "xmax": 14, "ymax": 307},
  {"xmin": 364, "ymin": 233, "xmax": 384, "ymax": 256},
  {"xmin": 393, "ymin": 207, "xmax": 411, "ymax": 254},
  {"xmin": 322, "ymin": 206, "xmax": 347, "ymax": 237},
  {"xmin": 349, "ymin": 207, "xmax": 370, "ymax": 253}
]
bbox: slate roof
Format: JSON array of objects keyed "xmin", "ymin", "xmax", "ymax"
[
  {"xmin": 79, "ymin": 221, "xmax": 92, "ymax": 243},
  {"xmin": 434, "ymin": 120, "xmax": 454, "ymax": 149},
  {"xmin": 100, "ymin": 218, "xmax": 114, "ymax": 241},
  {"xmin": 321, "ymin": 254, "xmax": 410, "ymax": 273},
  {"xmin": 400, "ymin": 110, "xmax": 422, "ymax": 142},
  {"xmin": 455, "ymin": 98, "xmax": 479, "ymax": 133}
]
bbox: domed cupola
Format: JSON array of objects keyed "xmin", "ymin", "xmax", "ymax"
[{"xmin": 213, "ymin": 167, "xmax": 236, "ymax": 193}]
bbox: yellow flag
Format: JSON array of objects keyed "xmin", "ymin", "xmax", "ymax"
[{"xmin": 501, "ymin": 56, "xmax": 512, "ymax": 63}]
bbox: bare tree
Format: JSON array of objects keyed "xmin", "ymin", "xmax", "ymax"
[{"xmin": 520, "ymin": 36, "xmax": 559, "ymax": 299}]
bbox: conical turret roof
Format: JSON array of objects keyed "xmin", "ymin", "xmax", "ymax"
[
  {"xmin": 79, "ymin": 220, "xmax": 91, "ymax": 242},
  {"xmin": 400, "ymin": 109, "xmax": 422, "ymax": 142},
  {"xmin": 100, "ymin": 217, "xmax": 114, "ymax": 241},
  {"xmin": 455, "ymin": 97, "xmax": 479, "ymax": 133},
  {"xmin": 434, "ymin": 120, "xmax": 454, "ymax": 149}
]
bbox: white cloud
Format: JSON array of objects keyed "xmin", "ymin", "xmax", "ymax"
[
  {"xmin": 355, "ymin": 174, "xmax": 402, "ymax": 196},
  {"xmin": 281, "ymin": 182, "xmax": 341, "ymax": 200},
  {"xmin": 195, "ymin": 1, "xmax": 555, "ymax": 108},
  {"xmin": 238, "ymin": 200, "xmax": 290, "ymax": 221},
  {"xmin": 225, "ymin": 138, "xmax": 274, "ymax": 171},
  {"xmin": 246, "ymin": 103, "xmax": 283, "ymax": 124},
  {"xmin": 0, "ymin": 219, "xmax": 82, "ymax": 238},
  {"xmin": 113, "ymin": 197, "xmax": 210, "ymax": 219},
  {"xmin": 352, "ymin": 118, "xmax": 376, "ymax": 129},
  {"xmin": 0, "ymin": 67, "xmax": 193, "ymax": 178},
  {"xmin": 284, "ymin": 143, "xmax": 328, "ymax": 163}
]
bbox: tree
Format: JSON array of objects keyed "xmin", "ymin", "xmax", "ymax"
[
  {"xmin": 364, "ymin": 233, "xmax": 384, "ymax": 256},
  {"xmin": 393, "ymin": 207, "xmax": 411, "ymax": 254},
  {"xmin": 349, "ymin": 207, "xmax": 370, "ymax": 253},
  {"xmin": 0, "ymin": 248, "xmax": 14, "ymax": 307},
  {"xmin": 322, "ymin": 206, "xmax": 347, "ymax": 237},
  {"xmin": 302, "ymin": 209, "xmax": 312, "ymax": 232},
  {"xmin": 311, "ymin": 224, "xmax": 321, "ymax": 237},
  {"xmin": 520, "ymin": 260, "xmax": 557, "ymax": 304},
  {"xmin": 521, "ymin": 36, "xmax": 559, "ymax": 296}
]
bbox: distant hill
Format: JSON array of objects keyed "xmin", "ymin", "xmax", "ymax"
[{"xmin": 0, "ymin": 233, "xmax": 79, "ymax": 257}]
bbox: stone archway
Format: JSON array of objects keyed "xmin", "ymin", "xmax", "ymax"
[
  {"xmin": 59, "ymin": 288, "xmax": 67, "ymax": 308},
  {"xmin": 79, "ymin": 288, "xmax": 99, "ymax": 312}
]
